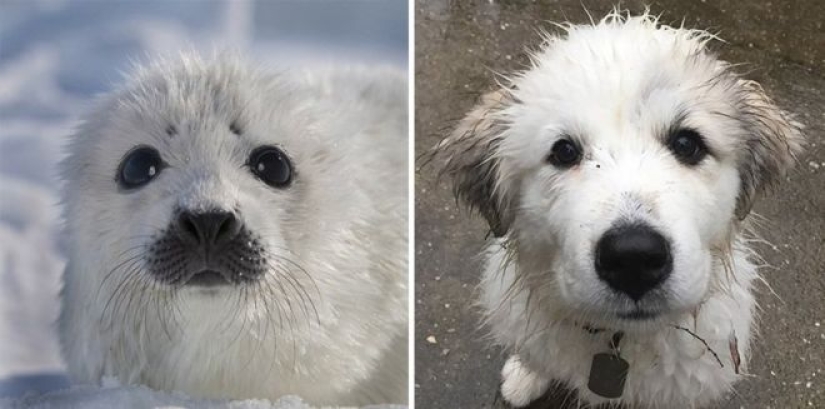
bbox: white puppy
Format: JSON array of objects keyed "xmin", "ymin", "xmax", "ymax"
[
  {"xmin": 58, "ymin": 53, "xmax": 408, "ymax": 406},
  {"xmin": 434, "ymin": 12, "xmax": 802, "ymax": 408}
]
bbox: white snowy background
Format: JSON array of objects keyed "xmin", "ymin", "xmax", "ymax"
[{"xmin": 0, "ymin": 0, "xmax": 407, "ymax": 406}]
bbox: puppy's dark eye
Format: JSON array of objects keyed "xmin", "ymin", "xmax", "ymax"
[
  {"xmin": 249, "ymin": 146, "xmax": 293, "ymax": 188},
  {"xmin": 547, "ymin": 139, "xmax": 582, "ymax": 168},
  {"xmin": 118, "ymin": 146, "xmax": 163, "ymax": 189},
  {"xmin": 668, "ymin": 129, "xmax": 708, "ymax": 165}
]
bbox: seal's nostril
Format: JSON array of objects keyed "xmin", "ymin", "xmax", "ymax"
[
  {"xmin": 177, "ymin": 210, "xmax": 241, "ymax": 246},
  {"xmin": 214, "ymin": 213, "xmax": 241, "ymax": 244},
  {"xmin": 178, "ymin": 212, "xmax": 202, "ymax": 244},
  {"xmin": 595, "ymin": 223, "xmax": 672, "ymax": 301}
]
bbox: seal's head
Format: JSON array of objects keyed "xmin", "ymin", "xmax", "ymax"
[{"xmin": 58, "ymin": 53, "xmax": 407, "ymax": 404}]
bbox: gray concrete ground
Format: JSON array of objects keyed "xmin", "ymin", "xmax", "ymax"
[{"xmin": 414, "ymin": 1, "xmax": 825, "ymax": 408}]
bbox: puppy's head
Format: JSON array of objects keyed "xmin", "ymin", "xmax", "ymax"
[{"xmin": 437, "ymin": 13, "xmax": 803, "ymax": 326}]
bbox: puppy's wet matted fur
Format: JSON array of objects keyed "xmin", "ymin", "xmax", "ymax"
[{"xmin": 433, "ymin": 11, "xmax": 803, "ymax": 408}]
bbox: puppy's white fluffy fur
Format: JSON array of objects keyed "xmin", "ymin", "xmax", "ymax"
[
  {"xmin": 435, "ymin": 12, "xmax": 802, "ymax": 408},
  {"xmin": 59, "ymin": 53, "xmax": 407, "ymax": 406}
]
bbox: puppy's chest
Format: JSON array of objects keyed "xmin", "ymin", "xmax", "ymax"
[{"xmin": 531, "ymin": 329, "xmax": 734, "ymax": 402}]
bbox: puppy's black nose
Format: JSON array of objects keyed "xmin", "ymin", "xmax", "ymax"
[
  {"xmin": 177, "ymin": 210, "xmax": 241, "ymax": 247},
  {"xmin": 595, "ymin": 224, "xmax": 672, "ymax": 301}
]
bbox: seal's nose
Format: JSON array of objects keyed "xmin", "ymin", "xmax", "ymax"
[
  {"xmin": 595, "ymin": 224, "xmax": 672, "ymax": 301},
  {"xmin": 177, "ymin": 210, "xmax": 241, "ymax": 247}
]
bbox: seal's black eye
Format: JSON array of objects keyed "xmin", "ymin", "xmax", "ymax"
[
  {"xmin": 668, "ymin": 129, "xmax": 708, "ymax": 165},
  {"xmin": 547, "ymin": 139, "xmax": 582, "ymax": 168},
  {"xmin": 118, "ymin": 146, "xmax": 163, "ymax": 189},
  {"xmin": 249, "ymin": 146, "xmax": 293, "ymax": 188}
]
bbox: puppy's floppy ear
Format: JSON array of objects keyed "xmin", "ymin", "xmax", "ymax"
[
  {"xmin": 735, "ymin": 80, "xmax": 804, "ymax": 220},
  {"xmin": 433, "ymin": 89, "xmax": 514, "ymax": 237}
]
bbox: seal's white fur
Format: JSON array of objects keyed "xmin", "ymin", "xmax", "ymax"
[
  {"xmin": 58, "ymin": 53, "xmax": 408, "ymax": 406},
  {"xmin": 435, "ymin": 12, "xmax": 802, "ymax": 408}
]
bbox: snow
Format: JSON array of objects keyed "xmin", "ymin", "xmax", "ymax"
[
  {"xmin": 0, "ymin": 0, "xmax": 406, "ymax": 406},
  {"xmin": 0, "ymin": 380, "xmax": 407, "ymax": 409}
]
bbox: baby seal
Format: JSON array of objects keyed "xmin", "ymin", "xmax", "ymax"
[{"xmin": 58, "ymin": 53, "xmax": 408, "ymax": 406}]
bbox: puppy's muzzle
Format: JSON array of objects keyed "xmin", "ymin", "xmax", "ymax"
[{"xmin": 595, "ymin": 224, "xmax": 672, "ymax": 301}]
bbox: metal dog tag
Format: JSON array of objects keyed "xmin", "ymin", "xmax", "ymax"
[{"xmin": 587, "ymin": 352, "xmax": 628, "ymax": 398}]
